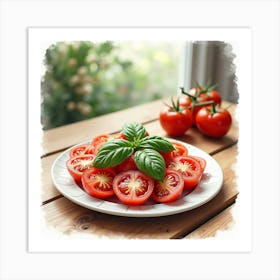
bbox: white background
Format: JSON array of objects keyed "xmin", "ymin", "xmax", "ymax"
[{"xmin": 1, "ymin": 0, "xmax": 279, "ymax": 280}]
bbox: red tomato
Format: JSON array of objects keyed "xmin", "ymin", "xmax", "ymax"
[
  {"xmin": 66, "ymin": 154, "xmax": 95, "ymax": 183},
  {"xmin": 81, "ymin": 168, "xmax": 116, "ymax": 199},
  {"xmin": 190, "ymin": 87, "xmax": 221, "ymax": 105},
  {"xmin": 117, "ymin": 154, "xmax": 138, "ymax": 173},
  {"xmin": 69, "ymin": 144, "xmax": 95, "ymax": 158},
  {"xmin": 113, "ymin": 170, "xmax": 154, "ymax": 206},
  {"xmin": 195, "ymin": 106, "xmax": 232, "ymax": 138},
  {"xmin": 91, "ymin": 134, "xmax": 113, "ymax": 154},
  {"xmin": 203, "ymin": 89, "xmax": 222, "ymax": 105},
  {"xmin": 178, "ymin": 95, "xmax": 192, "ymax": 108},
  {"xmin": 179, "ymin": 90, "xmax": 208, "ymax": 125},
  {"xmin": 159, "ymin": 107, "xmax": 193, "ymax": 137},
  {"xmin": 152, "ymin": 169, "xmax": 184, "ymax": 203},
  {"xmin": 114, "ymin": 133, "xmax": 126, "ymax": 140},
  {"xmin": 116, "ymin": 131, "xmax": 150, "ymax": 140},
  {"xmin": 179, "ymin": 86, "xmax": 221, "ymax": 125},
  {"xmin": 187, "ymin": 156, "xmax": 206, "ymax": 172},
  {"xmin": 161, "ymin": 142, "xmax": 188, "ymax": 165},
  {"xmin": 168, "ymin": 156, "xmax": 202, "ymax": 189}
]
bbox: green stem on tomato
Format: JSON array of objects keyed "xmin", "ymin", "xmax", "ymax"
[
  {"xmin": 194, "ymin": 80, "xmax": 218, "ymax": 95},
  {"xmin": 179, "ymin": 87, "xmax": 197, "ymax": 102},
  {"xmin": 163, "ymin": 97, "xmax": 184, "ymax": 113},
  {"xmin": 192, "ymin": 100, "xmax": 215, "ymax": 108},
  {"xmin": 193, "ymin": 100, "xmax": 220, "ymax": 115}
]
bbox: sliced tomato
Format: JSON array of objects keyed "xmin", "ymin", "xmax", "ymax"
[
  {"xmin": 187, "ymin": 155, "xmax": 206, "ymax": 172},
  {"xmin": 113, "ymin": 133, "xmax": 126, "ymax": 140},
  {"xmin": 116, "ymin": 131, "xmax": 150, "ymax": 140},
  {"xmin": 66, "ymin": 154, "xmax": 95, "ymax": 183},
  {"xmin": 117, "ymin": 154, "xmax": 138, "ymax": 173},
  {"xmin": 168, "ymin": 156, "xmax": 202, "ymax": 189},
  {"xmin": 81, "ymin": 168, "xmax": 116, "ymax": 199},
  {"xmin": 161, "ymin": 142, "xmax": 188, "ymax": 165},
  {"xmin": 113, "ymin": 170, "xmax": 154, "ymax": 206},
  {"xmin": 91, "ymin": 134, "xmax": 113, "ymax": 154},
  {"xmin": 152, "ymin": 169, "xmax": 184, "ymax": 203},
  {"xmin": 69, "ymin": 144, "xmax": 95, "ymax": 158},
  {"xmin": 91, "ymin": 134, "xmax": 111, "ymax": 146}
]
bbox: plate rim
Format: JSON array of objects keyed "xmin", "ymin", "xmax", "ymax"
[{"xmin": 51, "ymin": 138, "xmax": 223, "ymax": 217}]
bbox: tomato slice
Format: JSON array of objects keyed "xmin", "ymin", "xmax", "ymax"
[
  {"xmin": 161, "ymin": 142, "xmax": 188, "ymax": 165},
  {"xmin": 187, "ymin": 155, "xmax": 206, "ymax": 172},
  {"xmin": 113, "ymin": 170, "xmax": 154, "ymax": 206},
  {"xmin": 117, "ymin": 154, "xmax": 138, "ymax": 173},
  {"xmin": 152, "ymin": 169, "xmax": 184, "ymax": 203},
  {"xmin": 91, "ymin": 134, "xmax": 113, "ymax": 154},
  {"xmin": 116, "ymin": 132, "xmax": 150, "ymax": 140},
  {"xmin": 66, "ymin": 154, "xmax": 95, "ymax": 183},
  {"xmin": 168, "ymin": 156, "xmax": 202, "ymax": 189},
  {"xmin": 69, "ymin": 144, "xmax": 95, "ymax": 158},
  {"xmin": 81, "ymin": 168, "xmax": 116, "ymax": 199}
]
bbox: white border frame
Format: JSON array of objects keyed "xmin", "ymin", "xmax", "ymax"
[{"xmin": 1, "ymin": 1, "xmax": 279, "ymax": 279}]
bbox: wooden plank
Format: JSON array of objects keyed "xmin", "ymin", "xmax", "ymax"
[
  {"xmin": 42, "ymin": 145, "xmax": 238, "ymax": 239},
  {"xmin": 41, "ymin": 152, "xmax": 63, "ymax": 203},
  {"xmin": 42, "ymin": 99, "xmax": 237, "ymax": 157},
  {"xmin": 42, "ymin": 99, "xmax": 165, "ymax": 156},
  {"xmin": 184, "ymin": 205, "xmax": 235, "ymax": 239}
]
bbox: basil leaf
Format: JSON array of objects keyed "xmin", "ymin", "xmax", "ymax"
[
  {"xmin": 134, "ymin": 149, "xmax": 165, "ymax": 181},
  {"xmin": 138, "ymin": 136, "xmax": 175, "ymax": 152},
  {"xmin": 93, "ymin": 139, "xmax": 133, "ymax": 168},
  {"xmin": 121, "ymin": 122, "xmax": 147, "ymax": 142}
]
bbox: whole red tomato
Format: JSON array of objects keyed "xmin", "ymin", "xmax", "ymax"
[
  {"xmin": 179, "ymin": 87, "xmax": 210, "ymax": 125},
  {"xmin": 159, "ymin": 104, "xmax": 193, "ymax": 137},
  {"xmin": 195, "ymin": 105, "xmax": 232, "ymax": 138},
  {"xmin": 203, "ymin": 89, "xmax": 221, "ymax": 105},
  {"xmin": 194, "ymin": 82, "xmax": 222, "ymax": 105},
  {"xmin": 179, "ymin": 85, "xmax": 222, "ymax": 125}
]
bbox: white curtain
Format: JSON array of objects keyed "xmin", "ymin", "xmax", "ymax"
[{"xmin": 181, "ymin": 41, "xmax": 239, "ymax": 104}]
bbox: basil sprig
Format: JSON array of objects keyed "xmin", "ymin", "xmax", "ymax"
[
  {"xmin": 138, "ymin": 136, "xmax": 174, "ymax": 152},
  {"xmin": 92, "ymin": 122, "xmax": 174, "ymax": 181},
  {"xmin": 92, "ymin": 139, "xmax": 134, "ymax": 169},
  {"xmin": 133, "ymin": 149, "xmax": 166, "ymax": 181},
  {"xmin": 122, "ymin": 122, "xmax": 147, "ymax": 142}
]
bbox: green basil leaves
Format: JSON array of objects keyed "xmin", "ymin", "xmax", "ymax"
[
  {"xmin": 92, "ymin": 122, "xmax": 174, "ymax": 181},
  {"xmin": 92, "ymin": 140, "xmax": 134, "ymax": 169},
  {"xmin": 134, "ymin": 149, "xmax": 166, "ymax": 181},
  {"xmin": 122, "ymin": 122, "xmax": 147, "ymax": 142},
  {"xmin": 138, "ymin": 136, "xmax": 174, "ymax": 152}
]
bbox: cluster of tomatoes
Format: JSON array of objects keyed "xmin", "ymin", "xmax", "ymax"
[
  {"xmin": 66, "ymin": 133, "xmax": 206, "ymax": 206},
  {"xmin": 159, "ymin": 84, "xmax": 232, "ymax": 138}
]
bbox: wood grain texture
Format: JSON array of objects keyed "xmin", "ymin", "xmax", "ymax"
[
  {"xmin": 42, "ymin": 99, "xmax": 237, "ymax": 157},
  {"xmin": 41, "ymin": 152, "xmax": 63, "ymax": 203},
  {"xmin": 42, "ymin": 99, "xmax": 166, "ymax": 156},
  {"xmin": 184, "ymin": 205, "xmax": 235, "ymax": 239},
  {"xmin": 42, "ymin": 145, "xmax": 238, "ymax": 239}
]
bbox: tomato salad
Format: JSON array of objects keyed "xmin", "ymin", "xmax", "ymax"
[{"xmin": 66, "ymin": 123, "xmax": 207, "ymax": 206}]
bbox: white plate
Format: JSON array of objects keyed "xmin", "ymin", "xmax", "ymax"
[{"xmin": 51, "ymin": 139, "xmax": 223, "ymax": 217}]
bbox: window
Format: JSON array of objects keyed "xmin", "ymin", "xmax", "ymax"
[
  {"xmin": 41, "ymin": 40, "xmax": 237, "ymax": 130},
  {"xmin": 41, "ymin": 41, "xmax": 184, "ymax": 129}
]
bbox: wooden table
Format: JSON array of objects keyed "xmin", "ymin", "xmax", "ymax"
[{"xmin": 41, "ymin": 99, "xmax": 238, "ymax": 239}]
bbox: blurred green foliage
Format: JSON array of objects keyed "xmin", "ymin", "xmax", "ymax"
[{"xmin": 41, "ymin": 41, "xmax": 180, "ymax": 130}]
